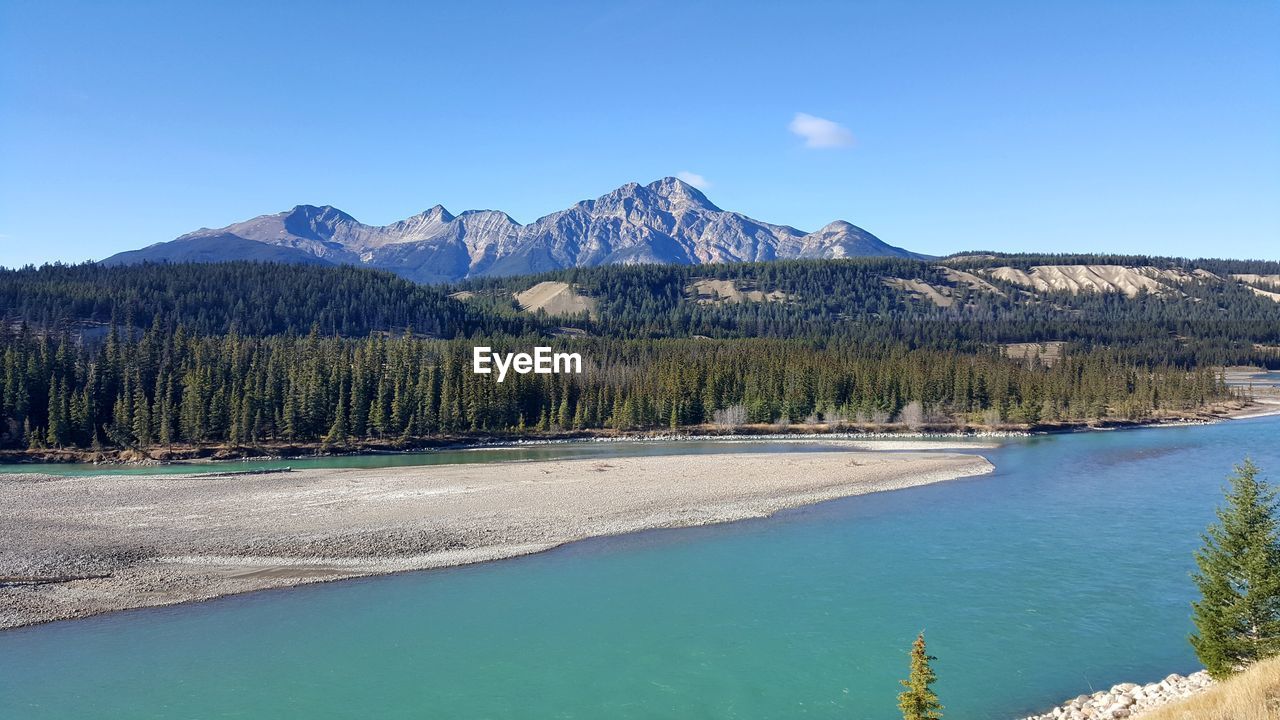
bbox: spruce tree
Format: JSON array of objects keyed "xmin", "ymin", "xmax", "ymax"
[
  {"xmin": 132, "ymin": 377, "xmax": 152, "ymax": 447},
  {"xmin": 1190, "ymin": 459, "xmax": 1280, "ymax": 678},
  {"xmin": 325, "ymin": 390, "xmax": 349, "ymax": 446},
  {"xmin": 898, "ymin": 631, "xmax": 942, "ymax": 720},
  {"xmin": 557, "ymin": 392, "xmax": 572, "ymax": 430},
  {"xmin": 45, "ymin": 375, "xmax": 67, "ymax": 448}
]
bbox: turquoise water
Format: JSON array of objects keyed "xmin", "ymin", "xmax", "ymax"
[
  {"xmin": 1234, "ymin": 369, "xmax": 1280, "ymax": 387},
  {"xmin": 1, "ymin": 417, "xmax": 1278, "ymax": 719}
]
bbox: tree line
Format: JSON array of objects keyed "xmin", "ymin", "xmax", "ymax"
[{"xmin": 1, "ymin": 325, "xmax": 1233, "ymax": 451}]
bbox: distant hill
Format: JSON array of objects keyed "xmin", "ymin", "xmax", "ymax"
[
  {"xmin": 98, "ymin": 178, "xmax": 925, "ymax": 283},
  {"xmin": 13, "ymin": 254, "xmax": 1279, "ymax": 368},
  {"xmin": 445, "ymin": 253, "xmax": 1280, "ymax": 366},
  {"xmin": 0, "ymin": 262, "xmax": 537, "ymax": 338}
]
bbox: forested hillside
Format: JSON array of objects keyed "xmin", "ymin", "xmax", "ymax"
[
  {"xmin": 0, "ymin": 257, "xmax": 1272, "ymax": 454},
  {"xmin": 0, "ymin": 262, "xmax": 538, "ymax": 338},
  {"xmin": 453, "ymin": 256, "xmax": 1280, "ymax": 367},
  {"xmin": 7, "ymin": 258, "xmax": 1279, "ymax": 366}
]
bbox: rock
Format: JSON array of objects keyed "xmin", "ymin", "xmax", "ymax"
[{"xmin": 1018, "ymin": 669, "xmax": 1215, "ymax": 720}]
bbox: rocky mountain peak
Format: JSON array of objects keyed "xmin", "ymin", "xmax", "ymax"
[
  {"xmin": 285, "ymin": 205, "xmax": 354, "ymax": 223},
  {"xmin": 410, "ymin": 204, "xmax": 455, "ymax": 223},
  {"xmin": 816, "ymin": 220, "xmax": 856, "ymax": 233},
  {"xmin": 794, "ymin": 219, "xmax": 921, "ymax": 260},
  {"xmin": 644, "ymin": 176, "xmax": 719, "ymax": 210},
  {"xmin": 282, "ymin": 205, "xmax": 358, "ymax": 242},
  {"xmin": 104, "ymin": 179, "xmax": 926, "ymax": 282}
]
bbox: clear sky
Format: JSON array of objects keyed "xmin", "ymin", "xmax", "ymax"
[{"xmin": 2, "ymin": 0, "xmax": 1277, "ymax": 266}]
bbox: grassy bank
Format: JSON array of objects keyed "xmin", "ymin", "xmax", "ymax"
[{"xmin": 1141, "ymin": 657, "xmax": 1280, "ymax": 720}]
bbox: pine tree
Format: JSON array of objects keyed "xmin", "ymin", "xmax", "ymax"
[
  {"xmin": 27, "ymin": 421, "xmax": 45, "ymax": 450},
  {"xmin": 132, "ymin": 375, "xmax": 152, "ymax": 447},
  {"xmin": 45, "ymin": 375, "xmax": 67, "ymax": 448},
  {"xmin": 325, "ymin": 387, "xmax": 349, "ymax": 446},
  {"xmin": 898, "ymin": 631, "xmax": 942, "ymax": 720},
  {"xmin": 556, "ymin": 391, "xmax": 572, "ymax": 430},
  {"xmin": 156, "ymin": 376, "xmax": 174, "ymax": 447},
  {"xmin": 1191, "ymin": 459, "xmax": 1280, "ymax": 679}
]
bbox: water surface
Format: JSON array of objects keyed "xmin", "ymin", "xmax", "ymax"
[{"xmin": 1, "ymin": 417, "xmax": 1277, "ymax": 719}]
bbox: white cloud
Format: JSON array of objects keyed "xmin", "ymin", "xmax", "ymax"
[
  {"xmin": 676, "ymin": 171, "xmax": 711, "ymax": 189},
  {"xmin": 788, "ymin": 113, "xmax": 855, "ymax": 149}
]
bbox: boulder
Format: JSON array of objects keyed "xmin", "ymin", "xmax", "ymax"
[{"xmin": 1018, "ymin": 669, "xmax": 1215, "ymax": 720}]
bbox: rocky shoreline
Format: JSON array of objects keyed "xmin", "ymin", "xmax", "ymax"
[
  {"xmin": 2, "ymin": 398, "xmax": 1261, "ymax": 467},
  {"xmin": 1022, "ymin": 671, "xmax": 1213, "ymax": 719}
]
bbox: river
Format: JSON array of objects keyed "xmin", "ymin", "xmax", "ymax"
[{"xmin": 1, "ymin": 416, "xmax": 1277, "ymax": 719}]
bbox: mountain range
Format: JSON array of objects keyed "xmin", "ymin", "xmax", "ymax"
[{"xmin": 101, "ymin": 177, "xmax": 924, "ymax": 283}]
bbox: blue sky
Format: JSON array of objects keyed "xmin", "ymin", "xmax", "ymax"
[{"xmin": 1, "ymin": 0, "xmax": 1277, "ymax": 266}]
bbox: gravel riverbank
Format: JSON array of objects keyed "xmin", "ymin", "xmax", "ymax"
[{"xmin": 1, "ymin": 450, "xmax": 992, "ymax": 630}]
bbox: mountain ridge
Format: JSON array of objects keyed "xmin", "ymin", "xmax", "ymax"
[{"xmin": 101, "ymin": 178, "xmax": 925, "ymax": 283}]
